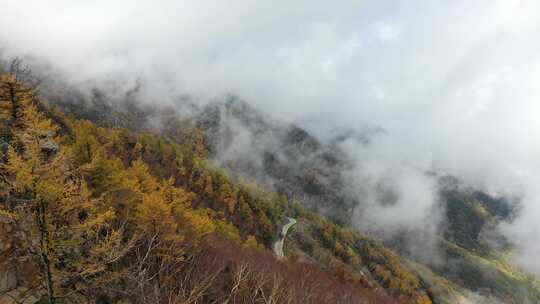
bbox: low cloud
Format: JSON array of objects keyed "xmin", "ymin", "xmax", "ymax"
[{"xmin": 3, "ymin": 0, "xmax": 540, "ymax": 273}]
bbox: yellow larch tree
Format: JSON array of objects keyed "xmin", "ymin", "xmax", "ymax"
[{"xmin": 0, "ymin": 84, "xmax": 131, "ymax": 304}]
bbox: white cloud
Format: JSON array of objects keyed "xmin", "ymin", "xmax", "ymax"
[{"xmin": 3, "ymin": 0, "xmax": 540, "ymax": 273}]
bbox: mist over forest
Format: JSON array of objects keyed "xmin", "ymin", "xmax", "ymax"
[{"xmin": 2, "ymin": 1, "xmax": 540, "ymax": 303}]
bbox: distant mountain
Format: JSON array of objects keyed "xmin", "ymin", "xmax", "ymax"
[
  {"xmin": 3, "ymin": 62, "xmax": 537, "ymax": 303},
  {"xmin": 196, "ymin": 97, "xmax": 357, "ymax": 224},
  {"xmin": 191, "ymin": 98, "xmax": 535, "ymax": 303}
]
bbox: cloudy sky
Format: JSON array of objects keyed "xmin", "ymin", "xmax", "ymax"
[{"xmin": 3, "ymin": 0, "xmax": 540, "ymax": 273}]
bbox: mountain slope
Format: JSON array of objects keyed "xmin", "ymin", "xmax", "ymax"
[
  {"xmin": 1, "ymin": 63, "xmax": 539, "ymax": 303},
  {"xmin": 179, "ymin": 98, "xmax": 540, "ymax": 303},
  {"xmin": 0, "ymin": 70, "xmax": 424, "ymax": 303}
]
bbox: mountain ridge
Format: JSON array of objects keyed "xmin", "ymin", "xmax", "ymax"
[{"xmin": 0, "ymin": 61, "xmax": 537, "ymax": 303}]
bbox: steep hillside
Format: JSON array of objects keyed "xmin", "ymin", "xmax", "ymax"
[
  {"xmin": 168, "ymin": 97, "xmax": 540, "ymax": 303},
  {"xmin": 0, "ymin": 70, "xmax": 432, "ymax": 303},
  {"xmin": 196, "ymin": 97, "xmax": 357, "ymax": 224},
  {"xmin": 1, "ymin": 63, "xmax": 539, "ymax": 304}
]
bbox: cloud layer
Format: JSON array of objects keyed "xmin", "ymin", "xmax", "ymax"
[{"xmin": 3, "ymin": 0, "xmax": 540, "ymax": 273}]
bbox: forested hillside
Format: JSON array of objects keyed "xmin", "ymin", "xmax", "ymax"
[
  {"xmin": 0, "ymin": 63, "xmax": 433, "ymax": 303},
  {"xmin": 1, "ymin": 60, "xmax": 539, "ymax": 304},
  {"xmin": 6, "ymin": 0, "xmax": 540, "ymax": 302}
]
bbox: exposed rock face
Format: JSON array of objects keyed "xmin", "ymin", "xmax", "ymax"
[
  {"xmin": 0, "ymin": 269, "xmax": 17, "ymax": 294},
  {"xmin": 0, "ymin": 218, "xmax": 18, "ymax": 294},
  {"xmin": 0, "ymin": 139, "xmax": 8, "ymax": 159},
  {"xmin": 39, "ymin": 137, "xmax": 58, "ymax": 155},
  {"xmin": 0, "ymin": 287, "xmax": 41, "ymax": 304},
  {"xmin": 0, "ymin": 217, "xmax": 41, "ymax": 303}
]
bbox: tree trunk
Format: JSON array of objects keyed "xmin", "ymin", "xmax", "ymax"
[{"xmin": 37, "ymin": 200, "xmax": 55, "ymax": 304}]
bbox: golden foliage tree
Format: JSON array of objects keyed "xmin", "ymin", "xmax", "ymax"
[
  {"xmin": 218, "ymin": 182, "xmax": 237, "ymax": 213},
  {"xmin": 0, "ymin": 88, "xmax": 130, "ymax": 303}
]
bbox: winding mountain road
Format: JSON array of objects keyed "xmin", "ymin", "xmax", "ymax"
[{"xmin": 273, "ymin": 217, "xmax": 297, "ymax": 258}]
